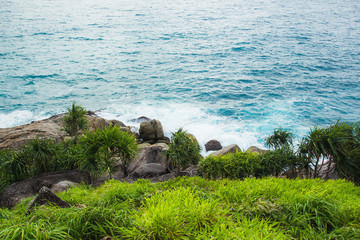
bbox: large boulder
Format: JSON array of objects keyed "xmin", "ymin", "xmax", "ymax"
[
  {"xmin": 26, "ymin": 186, "xmax": 70, "ymax": 214},
  {"xmin": 139, "ymin": 119, "xmax": 164, "ymax": 142},
  {"xmin": 0, "ymin": 114, "xmax": 66, "ymax": 150},
  {"xmin": 211, "ymin": 144, "xmax": 241, "ymax": 156},
  {"xmin": 205, "ymin": 140, "xmax": 222, "ymax": 151},
  {"xmin": 128, "ymin": 143, "xmax": 169, "ymax": 177},
  {"xmin": 0, "ymin": 114, "xmax": 127, "ymax": 150},
  {"xmin": 0, "ymin": 170, "xmax": 91, "ymax": 208}
]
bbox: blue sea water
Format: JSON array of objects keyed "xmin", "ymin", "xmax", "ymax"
[{"xmin": 1, "ymin": 0, "xmax": 360, "ymax": 150}]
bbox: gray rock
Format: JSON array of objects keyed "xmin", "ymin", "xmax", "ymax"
[
  {"xmin": 211, "ymin": 144, "xmax": 241, "ymax": 156},
  {"xmin": 149, "ymin": 172, "xmax": 177, "ymax": 183},
  {"xmin": 132, "ymin": 163, "xmax": 167, "ymax": 178},
  {"xmin": 0, "ymin": 170, "xmax": 91, "ymax": 208},
  {"xmin": 139, "ymin": 121, "xmax": 155, "ymax": 141},
  {"xmin": 26, "ymin": 186, "xmax": 70, "ymax": 214},
  {"xmin": 139, "ymin": 119, "xmax": 164, "ymax": 141},
  {"xmin": 205, "ymin": 140, "xmax": 222, "ymax": 151},
  {"xmin": 50, "ymin": 180, "xmax": 78, "ymax": 193},
  {"xmin": 128, "ymin": 143, "xmax": 169, "ymax": 175},
  {"xmin": 183, "ymin": 165, "xmax": 198, "ymax": 177}
]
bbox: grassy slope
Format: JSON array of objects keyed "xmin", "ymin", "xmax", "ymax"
[{"xmin": 0, "ymin": 177, "xmax": 359, "ymax": 239}]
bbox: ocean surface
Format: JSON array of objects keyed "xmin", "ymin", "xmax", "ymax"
[{"xmin": 1, "ymin": 0, "xmax": 359, "ymax": 151}]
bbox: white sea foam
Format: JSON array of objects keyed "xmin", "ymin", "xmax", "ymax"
[
  {"xmin": 0, "ymin": 110, "xmax": 50, "ymax": 128},
  {"xmin": 97, "ymin": 102, "xmax": 265, "ymax": 155}
]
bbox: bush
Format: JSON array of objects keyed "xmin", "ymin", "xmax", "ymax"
[
  {"xmin": 165, "ymin": 128, "xmax": 201, "ymax": 176},
  {"xmin": 265, "ymin": 128, "xmax": 294, "ymax": 150},
  {"xmin": 199, "ymin": 149, "xmax": 302, "ymax": 180},
  {"xmin": 299, "ymin": 120, "xmax": 360, "ymax": 183},
  {"xmin": 78, "ymin": 126, "xmax": 138, "ymax": 177},
  {"xmin": 62, "ymin": 101, "xmax": 88, "ymax": 138}
]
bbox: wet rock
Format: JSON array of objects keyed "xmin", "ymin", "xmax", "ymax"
[{"xmin": 205, "ymin": 140, "xmax": 222, "ymax": 151}]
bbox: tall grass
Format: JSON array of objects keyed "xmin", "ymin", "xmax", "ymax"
[{"xmin": 1, "ymin": 177, "xmax": 359, "ymax": 239}]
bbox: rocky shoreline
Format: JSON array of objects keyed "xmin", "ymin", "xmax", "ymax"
[{"xmin": 0, "ymin": 112, "xmax": 258, "ymax": 208}]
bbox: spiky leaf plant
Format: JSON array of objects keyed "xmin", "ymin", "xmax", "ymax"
[
  {"xmin": 62, "ymin": 101, "xmax": 88, "ymax": 138},
  {"xmin": 166, "ymin": 128, "xmax": 201, "ymax": 176}
]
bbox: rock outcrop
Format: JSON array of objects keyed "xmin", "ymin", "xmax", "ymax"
[
  {"xmin": 26, "ymin": 186, "xmax": 70, "ymax": 214},
  {"xmin": 0, "ymin": 113, "xmax": 127, "ymax": 150},
  {"xmin": 0, "ymin": 170, "xmax": 91, "ymax": 208},
  {"xmin": 205, "ymin": 140, "xmax": 222, "ymax": 151},
  {"xmin": 211, "ymin": 144, "xmax": 241, "ymax": 156}
]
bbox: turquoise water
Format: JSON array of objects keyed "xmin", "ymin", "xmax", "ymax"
[{"xmin": 1, "ymin": 0, "xmax": 360, "ymax": 149}]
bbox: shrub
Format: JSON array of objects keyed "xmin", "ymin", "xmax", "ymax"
[
  {"xmin": 62, "ymin": 101, "xmax": 88, "ymax": 138},
  {"xmin": 299, "ymin": 120, "xmax": 360, "ymax": 183},
  {"xmin": 78, "ymin": 126, "xmax": 138, "ymax": 177},
  {"xmin": 265, "ymin": 128, "xmax": 294, "ymax": 150},
  {"xmin": 165, "ymin": 128, "xmax": 201, "ymax": 176}
]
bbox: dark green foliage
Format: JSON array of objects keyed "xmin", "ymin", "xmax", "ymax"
[
  {"xmin": 166, "ymin": 128, "xmax": 201, "ymax": 175},
  {"xmin": 62, "ymin": 101, "xmax": 88, "ymax": 138},
  {"xmin": 300, "ymin": 120, "xmax": 360, "ymax": 183},
  {"xmin": 265, "ymin": 128, "xmax": 294, "ymax": 150},
  {"xmin": 78, "ymin": 126, "xmax": 139, "ymax": 177}
]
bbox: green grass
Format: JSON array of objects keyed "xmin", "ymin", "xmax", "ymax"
[{"xmin": 1, "ymin": 177, "xmax": 359, "ymax": 239}]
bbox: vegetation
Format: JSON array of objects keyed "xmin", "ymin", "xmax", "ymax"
[
  {"xmin": 265, "ymin": 128, "xmax": 294, "ymax": 150},
  {"xmin": 62, "ymin": 101, "xmax": 88, "ymax": 138},
  {"xmin": 299, "ymin": 120, "xmax": 360, "ymax": 184},
  {"xmin": 0, "ymin": 177, "xmax": 359, "ymax": 239},
  {"xmin": 198, "ymin": 149, "xmax": 300, "ymax": 179},
  {"xmin": 79, "ymin": 126, "xmax": 139, "ymax": 177},
  {"xmin": 165, "ymin": 128, "xmax": 201, "ymax": 175}
]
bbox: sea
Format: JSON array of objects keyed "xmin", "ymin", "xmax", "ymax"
[{"xmin": 1, "ymin": 0, "xmax": 359, "ymax": 152}]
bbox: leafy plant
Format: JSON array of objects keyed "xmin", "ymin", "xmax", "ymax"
[
  {"xmin": 62, "ymin": 101, "xmax": 88, "ymax": 138},
  {"xmin": 79, "ymin": 126, "xmax": 138, "ymax": 177},
  {"xmin": 299, "ymin": 120, "xmax": 360, "ymax": 182},
  {"xmin": 265, "ymin": 128, "xmax": 294, "ymax": 150},
  {"xmin": 165, "ymin": 128, "xmax": 201, "ymax": 176}
]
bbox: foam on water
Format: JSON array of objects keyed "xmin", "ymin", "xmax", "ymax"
[{"xmin": 0, "ymin": 110, "xmax": 50, "ymax": 128}]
